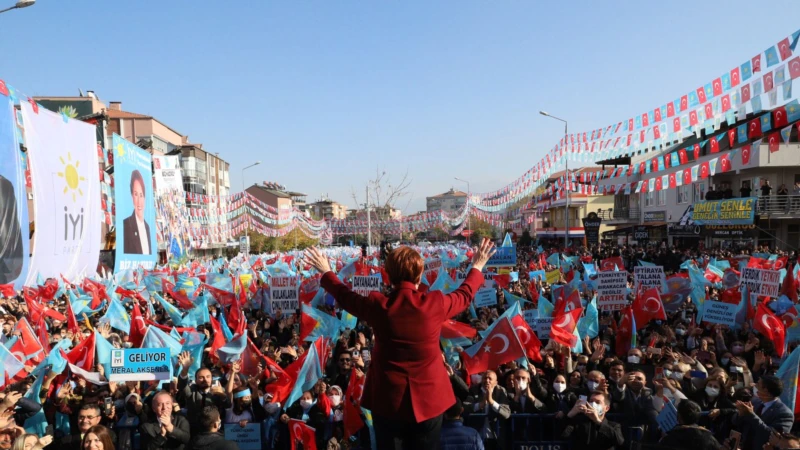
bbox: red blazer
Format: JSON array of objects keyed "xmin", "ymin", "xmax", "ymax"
[{"xmin": 320, "ymin": 268, "xmax": 484, "ymax": 423}]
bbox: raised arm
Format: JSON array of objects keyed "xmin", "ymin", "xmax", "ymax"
[
  {"xmin": 305, "ymin": 247, "xmax": 379, "ymax": 322},
  {"xmin": 442, "ymin": 238, "xmax": 496, "ymax": 318}
]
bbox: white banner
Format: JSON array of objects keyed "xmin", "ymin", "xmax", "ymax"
[
  {"xmin": 634, "ymin": 266, "xmax": 666, "ymax": 292},
  {"xmin": 23, "ymin": 103, "xmax": 101, "ymax": 284},
  {"xmin": 597, "ymin": 271, "xmax": 629, "ymax": 311},
  {"xmin": 740, "ymin": 267, "xmax": 781, "ymax": 298},
  {"xmin": 152, "ymin": 155, "xmax": 183, "ymax": 193}
]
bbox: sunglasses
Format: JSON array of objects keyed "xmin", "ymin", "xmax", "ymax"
[{"xmin": 339, "ymin": 358, "xmax": 351, "ymax": 363}]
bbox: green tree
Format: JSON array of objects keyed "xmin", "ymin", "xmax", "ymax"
[{"xmin": 469, "ymin": 217, "xmax": 498, "ymax": 245}]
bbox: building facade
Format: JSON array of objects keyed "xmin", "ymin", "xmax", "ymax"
[
  {"xmin": 309, "ymin": 198, "xmax": 348, "ymax": 220},
  {"xmin": 426, "ymin": 188, "xmax": 468, "ymax": 213}
]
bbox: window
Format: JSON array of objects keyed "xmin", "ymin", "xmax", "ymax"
[
  {"xmin": 694, "ymin": 182, "xmax": 706, "ymax": 202},
  {"xmin": 645, "ymin": 191, "xmax": 655, "ymax": 207},
  {"xmin": 678, "ymin": 185, "xmax": 690, "ymax": 204},
  {"xmin": 789, "ymin": 225, "xmax": 800, "ymax": 247},
  {"xmin": 658, "ymin": 190, "xmax": 667, "ymax": 206}
]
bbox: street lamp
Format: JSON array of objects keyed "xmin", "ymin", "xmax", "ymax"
[
  {"xmin": 0, "ymin": 0, "xmax": 35, "ymax": 14},
  {"xmin": 454, "ymin": 177, "xmax": 471, "ymax": 243},
  {"xmin": 539, "ymin": 110, "xmax": 570, "ymax": 249},
  {"xmin": 241, "ymin": 161, "xmax": 261, "ymax": 193}
]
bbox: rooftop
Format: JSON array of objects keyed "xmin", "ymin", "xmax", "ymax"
[{"xmin": 428, "ymin": 188, "xmax": 468, "ymax": 198}]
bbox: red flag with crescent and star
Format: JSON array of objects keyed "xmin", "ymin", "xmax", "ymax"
[
  {"xmin": 511, "ymin": 315, "xmax": 543, "ymax": 363},
  {"xmin": 632, "ymin": 288, "xmax": 667, "ymax": 326},
  {"xmin": 289, "ymin": 419, "xmax": 318, "ymax": 450},
  {"xmin": 550, "ymin": 307, "xmax": 583, "ymax": 348},
  {"xmin": 462, "ymin": 316, "xmax": 525, "ymax": 375},
  {"xmin": 755, "ymin": 302, "xmax": 786, "ymax": 357}
]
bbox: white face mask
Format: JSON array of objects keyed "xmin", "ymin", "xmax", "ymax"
[
  {"xmin": 587, "ymin": 381, "xmax": 599, "ymax": 391},
  {"xmin": 590, "ymin": 401, "xmax": 605, "ymax": 416},
  {"xmin": 628, "ymin": 355, "xmax": 640, "ymax": 364},
  {"xmin": 300, "ymin": 399, "xmax": 314, "ymax": 410},
  {"xmin": 265, "ymin": 403, "xmax": 281, "ymax": 415},
  {"xmin": 517, "ymin": 380, "xmax": 528, "ymax": 391},
  {"xmin": 553, "ymin": 382, "xmax": 566, "ymax": 393},
  {"xmin": 329, "ymin": 395, "xmax": 341, "ymax": 407},
  {"xmin": 705, "ymin": 387, "xmax": 720, "ymax": 398},
  {"xmin": 470, "ymin": 374, "xmax": 483, "ymax": 385},
  {"xmin": 675, "ymin": 329, "xmax": 686, "ymax": 336},
  {"xmin": 671, "ymin": 371, "xmax": 684, "ymax": 381}
]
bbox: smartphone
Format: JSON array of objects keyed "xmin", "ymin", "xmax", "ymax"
[
  {"xmin": 689, "ymin": 370, "xmax": 708, "ymax": 379},
  {"xmin": 578, "ymin": 395, "xmax": 588, "ymax": 404},
  {"xmin": 655, "ymin": 367, "xmax": 665, "ymax": 380},
  {"xmin": 647, "ymin": 347, "xmax": 662, "ymax": 355},
  {"xmin": 729, "ymin": 430, "xmax": 741, "ymax": 450},
  {"xmin": 212, "ymin": 379, "xmax": 221, "ymax": 388},
  {"xmin": 361, "ymin": 349, "xmax": 371, "ymax": 363},
  {"xmin": 104, "ymin": 397, "xmax": 113, "ymax": 414},
  {"xmin": 730, "ymin": 366, "xmax": 744, "ymax": 373}
]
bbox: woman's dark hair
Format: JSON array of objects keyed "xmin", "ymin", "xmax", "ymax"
[
  {"xmin": 130, "ymin": 170, "xmax": 145, "ymax": 195},
  {"xmin": 81, "ymin": 425, "xmax": 115, "ymax": 450}
]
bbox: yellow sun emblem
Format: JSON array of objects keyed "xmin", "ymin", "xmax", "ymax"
[
  {"xmin": 116, "ymin": 142, "xmax": 125, "ymax": 157},
  {"xmin": 57, "ymin": 152, "xmax": 85, "ymax": 202}
]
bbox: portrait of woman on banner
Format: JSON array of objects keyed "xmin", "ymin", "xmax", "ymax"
[{"xmin": 122, "ymin": 169, "xmax": 152, "ymax": 255}]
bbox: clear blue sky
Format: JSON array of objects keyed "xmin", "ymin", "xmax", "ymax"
[{"xmin": 3, "ymin": 1, "xmax": 799, "ymax": 213}]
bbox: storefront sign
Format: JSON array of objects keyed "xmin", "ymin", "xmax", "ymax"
[
  {"xmin": 633, "ymin": 226, "xmax": 650, "ymax": 241},
  {"xmin": 643, "ymin": 211, "xmax": 666, "ymax": 222},
  {"xmin": 667, "ymin": 224, "xmax": 702, "ymax": 237},
  {"xmin": 582, "ymin": 213, "xmax": 602, "ymax": 246},
  {"xmin": 701, "ymin": 224, "xmax": 759, "ymax": 238},
  {"xmin": 691, "ymin": 197, "xmax": 757, "ymax": 225}
]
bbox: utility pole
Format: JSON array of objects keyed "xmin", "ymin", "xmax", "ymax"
[{"xmin": 366, "ymin": 185, "xmax": 372, "ymax": 249}]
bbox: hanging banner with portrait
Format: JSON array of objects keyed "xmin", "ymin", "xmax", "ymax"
[{"xmin": 113, "ymin": 134, "xmax": 157, "ymax": 271}]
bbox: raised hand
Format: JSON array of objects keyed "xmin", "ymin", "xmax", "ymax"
[
  {"xmin": 303, "ymin": 247, "xmax": 332, "ymax": 274},
  {"xmin": 471, "ymin": 238, "xmax": 497, "ymax": 272}
]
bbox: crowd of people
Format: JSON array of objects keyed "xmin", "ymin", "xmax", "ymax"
[{"xmin": 0, "ymin": 237, "xmax": 798, "ymax": 450}]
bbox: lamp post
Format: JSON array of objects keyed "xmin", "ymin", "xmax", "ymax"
[
  {"xmin": 241, "ymin": 161, "xmax": 261, "ymax": 193},
  {"xmin": 539, "ymin": 111, "xmax": 570, "ymax": 249},
  {"xmin": 0, "ymin": 0, "xmax": 35, "ymax": 14},
  {"xmin": 454, "ymin": 177, "xmax": 471, "ymax": 243}
]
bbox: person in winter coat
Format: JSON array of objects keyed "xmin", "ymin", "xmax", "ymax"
[
  {"xmin": 439, "ymin": 398, "xmax": 483, "ymax": 450},
  {"xmin": 188, "ymin": 407, "xmax": 240, "ymax": 450},
  {"xmin": 659, "ymin": 400, "xmax": 721, "ymax": 450}
]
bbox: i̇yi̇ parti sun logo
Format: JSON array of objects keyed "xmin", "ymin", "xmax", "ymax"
[
  {"xmin": 116, "ymin": 142, "xmax": 125, "ymax": 158},
  {"xmin": 57, "ymin": 152, "xmax": 86, "ymax": 202}
]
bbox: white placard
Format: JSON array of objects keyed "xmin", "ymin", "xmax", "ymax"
[
  {"xmin": 597, "ymin": 271, "xmax": 629, "ymax": 311},
  {"xmin": 740, "ymin": 267, "xmax": 781, "ymax": 298},
  {"xmin": 352, "ymin": 275, "xmax": 381, "ymax": 297},
  {"xmin": 269, "ymin": 276, "xmax": 299, "ymax": 311},
  {"xmin": 634, "ymin": 266, "xmax": 666, "ymax": 292}
]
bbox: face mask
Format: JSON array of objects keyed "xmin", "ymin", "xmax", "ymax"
[
  {"xmin": 705, "ymin": 387, "xmax": 720, "ymax": 398},
  {"xmin": 664, "ymin": 370, "xmax": 672, "ymax": 378},
  {"xmin": 675, "ymin": 329, "xmax": 686, "ymax": 336},
  {"xmin": 627, "ymin": 355, "xmax": 640, "ymax": 364},
  {"xmin": 517, "ymin": 380, "xmax": 528, "ymax": 391},
  {"xmin": 671, "ymin": 371, "xmax": 684, "ymax": 381},
  {"xmin": 300, "ymin": 400, "xmax": 314, "ymax": 410},
  {"xmin": 721, "ymin": 358, "xmax": 730, "ymax": 366},
  {"xmin": 211, "ymin": 311, "xmax": 218, "ymax": 318},
  {"xmin": 329, "ymin": 395, "xmax": 341, "ymax": 407},
  {"xmin": 553, "ymin": 382, "xmax": 566, "ymax": 393},
  {"xmin": 265, "ymin": 403, "xmax": 281, "ymax": 415},
  {"xmin": 591, "ymin": 402, "xmax": 605, "ymax": 416},
  {"xmin": 587, "ymin": 381, "xmax": 599, "ymax": 391},
  {"xmin": 752, "ymin": 386, "xmax": 759, "ymax": 397}
]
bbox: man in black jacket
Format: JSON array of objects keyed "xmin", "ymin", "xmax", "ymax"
[
  {"xmin": 659, "ymin": 400, "xmax": 721, "ymax": 450},
  {"xmin": 189, "ymin": 406, "xmax": 240, "ymax": 450},
  {"xmin": 140, "ymin": 391, "xmax": 191, "ymax": 450},
  {"xmin": 463, "ymin": 370, "xmax": 511, "ymax": 450},
  {"xmin": 177, "ymin": 352, "xmax": 231, "ymax": 435},
  {"xmin": 562, "ymin": 391, "xmax": 625, "ymax": 450}
]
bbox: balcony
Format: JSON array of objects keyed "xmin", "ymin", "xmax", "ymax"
[
  {"xmin": 595, "ymin": 207, "xmax": 640, "ymax": 222},
  {"xmin": 757, "ymin": 195, "xmax": 800, "ymax": 218}
]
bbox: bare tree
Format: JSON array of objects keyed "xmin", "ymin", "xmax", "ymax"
[{"xmin": 350, "ymin": 167, "xmax": 413, "ymax": 241}]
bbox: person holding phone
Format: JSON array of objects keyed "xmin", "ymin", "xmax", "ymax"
[
  {"xmin": 176, "ymin": 352, "xmax": 232, "ymax": 436},
  {"xmin": 659, "ymin": 400, "xmax": 721, "ymax": 450},
  {"xmin": 303, "ymin": 238, "xmax": 496, "ymax": 450}
]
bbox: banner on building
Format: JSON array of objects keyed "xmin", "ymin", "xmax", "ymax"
[
  {"xmin": 597, "ymin": 271, "xmax": 628, "ymax": 311},
  {"xmin": 691, "ymin": 197, "xmax": 757, "ymax": 225},
  {"xmin": 582, "ymin": 213, "xmax": 602, "ymax": 246},
  {"xmin": 0, "ymin": 92, "xmax": 29, "ymax": 288},
  {"xmin": 113, "ymin": 134, "xmax": 157, "ymax": 271},
  {"xmin": 740, "ymin": 267, "xmax": 781, "ymax": 298},
  {"xmin": 22, "ymin": 102, "xmax": 101, "ymax": 285},
  {"xmin": 152, "ymin": 155, "xmax": 183, "ymax": 193}
]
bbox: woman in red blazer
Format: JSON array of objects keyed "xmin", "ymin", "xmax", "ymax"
[{"xmin": 303, "ymin": 238, "xmax": 496, "ymax": 450}]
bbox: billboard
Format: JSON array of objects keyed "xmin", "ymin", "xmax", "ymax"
[
  {"xmin": 153, "ymin": 155, "xmax": 183, "ymax": 193},
  {"xmin": 0, "ymin": 93, "xmax": 29, "ymax": 288},
  {"xmin": 22, "ymin": 102, "xmax": 101, "ymax": 284},
  {"xmin": 691, "ymin": 197, "xmax": 757, "ymax": 225},
  {"xmin": 113, "ymin": 134, "xmax": 157, "ymax": 271}
]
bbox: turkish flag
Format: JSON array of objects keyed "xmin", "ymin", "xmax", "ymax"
[
  {"xmin": 673, "ymin": 117, "xmax": 681, "ymax": 132},
  {"xmin": 721, "ymin": 95, "xmax": 731, "ymax": 112},
  {"xmin": 778, "ymin": 37, "xmax": 792, "ymax": 60},
  {"xmin": 773, "ymin": 256, "xmax": 789, "ymax": 271},
  {"xmin": 765, "ymin": 72, "xmax": 774, "ymax": 92},
  {"xmin": 720, "ymin": 288, "xmax": 741, "ymax": 305},
  {"xmin": 642, "ymin": 113, "xmax": 649, "ymax": 127},
  {"xmin": 462, "ymin": 317, "xmax": 525, "ymax": 374},
  {"xmin": 654, "ymin": 108, "xmax": 662, "ymax": 122},
  {"xmin": 628, "ymin": 118, "xmax": 634, "ymax": 130},
  {"xmin": 616, "ymin": 307, "xmax": 635, "ymax": 358},
  {"xmin": 728, "ymin": 129, "xmax": 736, "ymax": 147},
  {"xmin": 720, "ymin": 154, "xmax": 731, "ymax": 173},
  {"xmin": 789, "ymin": 57, "xmax": 800, "ymax": 79},
  {"xmin": 683, "ymin": 168, "xmax": 692, "ymax": 185},
  {"xmin": 651, "ymin": 159, "xmax": 658, "ymax": 173},
  {"xmin": 289, "ymin": 419, "xmax": 318, "ymax": 450},
  {"xmin": 710, "ymin": 136, "xmax": 719, "ymax": 153},
  {"xmin": 511, "ymin": 315, "xmax": 543, "ymax": 363},
  {"xmin": 689, "ymin": 110, "xmax": 698, "ymax": 126},
  {"xmin": 653, "ymin": 125, "xmax": 661, "ymax": 139},
  {"xmin": 600, "ymin": 257, "xmax": 624, "ymax": 272},
  {"xmin": 638, "ymin": 161, "xmax": 646, "ymax": 175},
  {"xmin": 700, "ymin": 162, "xmax": 709, "ymax": 179},
  {"xmin": 667, "ymin": 102, "xmax": 675, "ymax": 117},
  {"xmin": 65, "ymin": 332, "xmax": 96, "ymax": 371},
  {"xmin": 65, "ymin": 298, "xmax": 81, "ymax": 335},
  {"xmin": 697, "ymin": 87, "xmax": 707, "ymax": 103},
  {"xmin": 343, "ymin": 367, "xmax": 366, "ymax": 438},
  {"xmin": 754, "ymin": 302, "xmax": 786, "ymax": 357},
  {"xmin": 0, "ymin": 284, "xmax": 14, "ymax": 298},
  {"xmin": 655, "ymin": 176, "xmax": 663, "ymax": 191},
  {"xmin": 129, "ymin": 303, "xmax": 147, "ymax": 347},
  {"xmin": 781, "ymin": 263, "xmax": 798, "ymax": 302},
  {"xmin": 705, "ymin": 102, "xmax": 714, "ymax": 121},
  {"xmin": 10, "ymin": 318, "xmax": 44, "ymax": 366},
  {"xmin": 442, "ymin": 319, "xmax": 477, "ymax": 340},
  {"xmin": 731, "ymin": 67, "xmax": 741, "ymax": 87},
  {"xmin": 749, "ymin": 118, "xmax": 762, "ymax": 138},
  {"xmin": 669, "ymin": 172, "xmax": 677, "ymax": 188},
  {"xmin": 633, "ymin": 288, "xmax": 666, "ymax": 326},
  {"xmin": 680, "ymin": 95, "xmax": 689, "ymax": 111},
  {"xmin": 263, "ymin": 354, "xmax": 293, "ymax": 405},
  {"xmin": 741, "ymin": 144, "xmax": 752, "ymax": 165},
  {"xmin": 741, "ymin": 84, "xmax": 752, "ymax": 103},
  {"xmin": 712, "ymin": 78, "xmax": 723, "ymax": 96},
  {"xmin": 679, "ymin": 149, "xmax": 688, "ymax": 165},
  {"xmin": 753, "ymin": 54, "xmax": 762, "ymax": 73},
  {"xmin": 768, "ymin": 132, "xmax": 781, "ymax": 153},
  {"xmin": 773, "ymin": 107, "xmax": 788, "ymax": 128},
  {"xmin": 550, "ymin": 308, "xmax": 582, "ymax": 348},
  {"xmin": 693, "ymin": 143, "xmax": 701, "ymax": 160}
]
